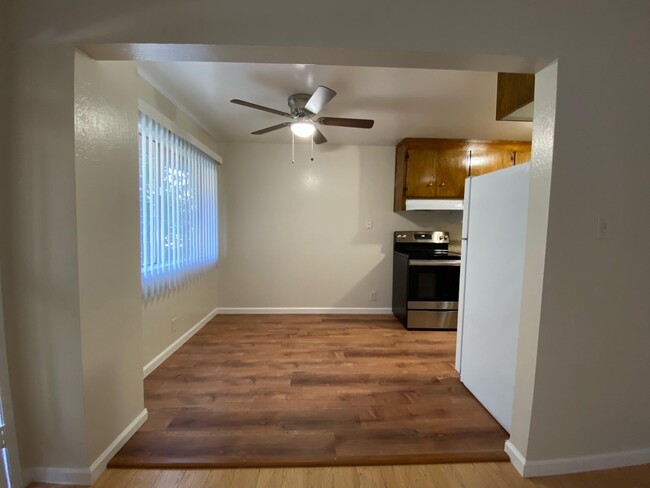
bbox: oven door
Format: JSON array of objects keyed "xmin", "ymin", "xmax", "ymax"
[{"xmin": 407, "ymin": 259, "xmax": 460, "ymax": 329}]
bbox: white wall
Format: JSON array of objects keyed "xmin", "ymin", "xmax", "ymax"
[
  {"xmin": 3, "ymin": 46, "xmax": 88, "ymax": 478},
  {"xmin": 74, "ymin": 52, "xmax": 145, "ymax": 467},
  {"xmin": 524, "ymin": 53, "xmax": 650, "ymax": 462},
  {"xmin": 137, "ymin": 76, "xmax": 221, "ymax": 368},
  {"xmin": 509, "ymin": 61, "xmax": 557, "ymax": 457},
  {"xmin": 218, "ymin": 143, "xmax": 461, "ymax": 310},
  {"xmin": 3, "ymin": 0, "xmax": 650, "ymax": 479}
]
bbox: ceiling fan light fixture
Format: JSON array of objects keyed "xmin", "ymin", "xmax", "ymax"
[
  {"xmin": 291, "ymin": 122, "xmax": 315, "ymax": 138},
  {"xmin": 231, "ymin": 86, "xmax": 374, "ymax": 145}
]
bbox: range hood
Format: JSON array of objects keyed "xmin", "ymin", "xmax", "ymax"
[{"xmin": 405, "ymin": 199, "xmax": 464, "ymax": 211}]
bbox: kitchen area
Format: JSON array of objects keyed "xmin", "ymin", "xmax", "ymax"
[{"xmin": 390, "ymin": 68, "xmax": 536, "ymax": 437}]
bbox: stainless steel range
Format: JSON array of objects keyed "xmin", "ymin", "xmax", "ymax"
[{"xmin": 392, "ymin": 231, "xmax": 461, "ymax": 330}]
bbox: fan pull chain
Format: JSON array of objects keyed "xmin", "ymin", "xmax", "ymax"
[
  {"xmin": 310, "ymin": 134, "xmax": 314, "ymax": 162},
  {"xmin": 291, "ymin": 131, "xmax": 295, "ymax": 164}
]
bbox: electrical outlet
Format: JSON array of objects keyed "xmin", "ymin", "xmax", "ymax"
[
  {"xmin": 171, "ymin": 317, "xmax": 178, "ymax": 334},
  {"xmin": 365, "ymin": 218, "xmax": 373, "ymax": 229},
  {"xmin": 370, "ymin": 291, "xmax": 377, "ymax": 302}
]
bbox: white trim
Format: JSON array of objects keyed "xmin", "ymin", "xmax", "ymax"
[
  {"xmin": 217, "ymin": 307, "xmax": 392, "ymax": 315},
  {"xmin": 505, "ymin": 439, "xmax": 650, "ymax": 477},
  {"xmin": 22, "ymin": 409, "xmax": 148, "ymax": 487},
  {"xmin": 138, "ymin": 99, "xmax": 223, "ymax": 164},
  {"xmin": 88, "ymin": 408, "xmax": 149, "ymax": 483},
  {"xmin": 143, "ymin": 305, "xmax": 219, "ymax": 378},
  {"xmin": 504, "ymin": 440, "xmax": 527, "ymax": 475}
]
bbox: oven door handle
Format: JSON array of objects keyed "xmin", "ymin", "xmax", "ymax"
[{"xmin": 409, "ymin": 259, "xmax": 461, "ymax": 266}]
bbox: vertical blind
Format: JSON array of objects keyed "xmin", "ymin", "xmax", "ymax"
[{"xmin": 139, "ymin": 112, "xmax": 218, "ymax": 300}]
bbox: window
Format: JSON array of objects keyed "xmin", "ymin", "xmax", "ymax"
[{"xmin": 138, "ymin": 112, "xmax": 218, "ymax": 300}]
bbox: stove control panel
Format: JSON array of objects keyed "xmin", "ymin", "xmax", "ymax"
[{"xmin": 395, "ymin": 231, "xmax": 449, "ymax": 243}]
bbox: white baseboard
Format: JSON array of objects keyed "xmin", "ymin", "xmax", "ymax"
[
  {"xmin": 217, "ymin": 307, "xmax": 392, "ymax": 315},
  {"xmin": 143, "ymin": 305, "xmax": 219, "ymax": 378},
  {"xmin": 88, "ymin": 408, "xmax": 149, "ymax": 483},
  {"xmin": 504, "ymin": 440, "xmax": 527, "ymax": 475},
  {"xmin": 505, "ymin": 439, "xmax": 650, "ymax": 477},
  {"xmin": 22, "ymin": 408, "xmax": 148, "ymax": 487}
]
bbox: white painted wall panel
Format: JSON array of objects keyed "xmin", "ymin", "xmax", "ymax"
[
  {"xmin": 218, "ymin": 143, "xmax": 461, "ymax": 309},
  {"xmin": 74, "ymin": 52, "xmax": 145, "ymax": 465}
]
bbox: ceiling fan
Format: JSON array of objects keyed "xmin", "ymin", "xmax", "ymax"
[{"xmin": 230, "ymin": 86, "xmax": 374, "ymax": 144}]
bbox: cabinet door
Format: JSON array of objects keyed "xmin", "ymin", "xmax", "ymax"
[
  {"xmin": 405, "ymin": 149, "xmax": 437, "ymax": 198},
  {"xmin": 470, "ymin": 149, "xmax": 514, "ymax": 176},
  {"xmin": 515, "ymin": 148, "xmax": 532, "ymax": 164},
  {"xmin": 435, "ymin": 148, "xmax": 469, "ymax": 198}
]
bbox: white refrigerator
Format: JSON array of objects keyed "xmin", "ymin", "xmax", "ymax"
[{"xmin": 455, "ymin": 162, "xmax": 531, "ymax": 433}]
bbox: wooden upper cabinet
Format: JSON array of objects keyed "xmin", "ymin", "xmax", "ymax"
[
  {"xmin": 394, "ymin": 138, "xmax": 532, "ymax": 212},
  {"xmin": 514, "ymin": 148, "xmax": 532, "ymax": 164},
  {"xmin": 394, "ymin": 139, "xmax": 470, "ymax": 211},
  {"xmin": 435, "ymin": 148, "xmax": 470, "ymax": 198},
  {"xmin": 496, "ymin": 73, "xmax": 535, "ymax": 121},
  {"xmin": 469, "ymin": 148, "xmax": 514, "ymax": 177},
  {"xmin": 470, "ymin": 142, "xmax": 532, "ymax": 175},
  {"xmin": 405, "ymin": 149, "xmax": 438, "ymax": 198}
]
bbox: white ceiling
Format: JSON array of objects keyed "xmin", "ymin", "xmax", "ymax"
[{"xmin": 138, "ymin": 62, "xmax": 532, "ymax": 146}]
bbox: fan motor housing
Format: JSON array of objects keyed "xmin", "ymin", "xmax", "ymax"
[{"xmin": 288, "ymin": 93, "xmax": 313, "ymax": 117}]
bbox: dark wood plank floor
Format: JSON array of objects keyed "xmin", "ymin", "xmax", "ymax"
[{"xmin": 110, "ymin": 314, "xmax": 509, "ymax": 468}]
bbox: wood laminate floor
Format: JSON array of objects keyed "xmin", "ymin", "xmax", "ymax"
[
  {"xmin": 29, "ymin": 463, "xmax": 650, "ymax": 488},
  {"xmin": 110, "ymin": 314, "xmax": 509, "ymax": 468}
]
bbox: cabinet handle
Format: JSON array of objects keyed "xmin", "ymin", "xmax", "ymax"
[
  {"xmin": 440, "ymin": 182, "xmax": 446, "ymax": 187},
  {"xmin": 427, "ymin": 181, "xmax": 434, "ymax": 187}
]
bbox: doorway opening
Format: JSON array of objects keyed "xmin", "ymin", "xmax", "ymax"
[{"xmin": 74, "ymin": 46, "xmax": 552, "ymax": 472}]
